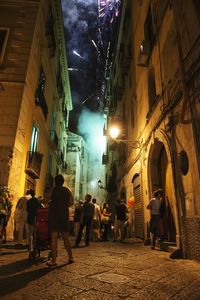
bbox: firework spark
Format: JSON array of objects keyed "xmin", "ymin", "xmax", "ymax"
[
  {"xmin": 91, "ymin": 39, "xmax": 101, "ymax": 58},
  {"xmin": 98, "ymin": 0, "xmax": 121, "ymax": 20},
  {"xmin": 68, "ymin": 68, "xmax": 80, "ymax": 71},
  {"xmin": 82, "ymin": 93, "xmax": 94, "ymax": 105},
  {"xmin": 73, "ymin": 50, "xmax": 84, "ymax": 59}
]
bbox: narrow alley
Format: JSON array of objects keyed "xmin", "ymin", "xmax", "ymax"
[{"xmin": 1, "ymin": 239, "xmax": 200, "ymax": 300}]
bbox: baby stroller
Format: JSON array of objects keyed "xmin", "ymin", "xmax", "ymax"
[{"xmin": 29, "ymin": 208, "xmax": 51, "ymax": 261}]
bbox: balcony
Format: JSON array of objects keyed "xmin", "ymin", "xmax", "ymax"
[
  {"xmin": 62, "ymin": 161, "xmax": 68, "ymax": 174},
  {"xmin": 25, "ymin": 151, "xmax": 43, "ymax": 179},
  {"xmin": 46, "ymin": 13, "xmax": 56, "ymax": 58},
  {"xmin": 119, "ymin": 43, "xmax": 132, "ymax": 76},
  {"xmin": 138, "ymin": 39, "xmax": 152, "ymax": 67},
  {"xmin": 102, "ymin": 153, "xmax": 108, "ymax": 165},
  {"xmin": 50, "ymin": 130, "xmax": 59, "ymax": 150},
  {"xmin": 56, "ymin": 149, "xmax": 64, "ymax": 166},
  {"xmin": 35, "ymin": 90, "xmax": 48, "ymax": 120}
]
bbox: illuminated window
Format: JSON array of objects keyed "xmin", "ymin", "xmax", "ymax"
[
  {"xmin": 0, "ymin": 28, "xmax": 9, "ymax": 64},
  {"xmin": 30, "ymin": 124, "xmax": 39, "ymax": 152}
]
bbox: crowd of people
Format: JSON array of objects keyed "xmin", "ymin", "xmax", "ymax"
[
  {"xmin": 70, "ymin": 195, "xmax": 129, "ymax": 247},
  {"xmin": 1, "ymin": 174, "xmax": 166, "ymax": 265},
  {"xmin": 10, "ymin": 175, "xmax": 130, "ymax": 266}
]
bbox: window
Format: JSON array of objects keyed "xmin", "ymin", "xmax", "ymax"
[
  {"xmin": 144, "ymin": 8, "xmax": 154, "ymax": 46},
  {"xmin": 57, "ymin": 62, "xmax": 63, "ymax": 98},
  {"xmin": 30, "ymin": 124, "xmax": 39, "ymax": 152},
  {"xmin": 35, "ymin": 66, "xmax": 48, "ymax": 119},
  {"xmin": 46, "ymin": 7, "xmax": 56, "ymax": 57},
  {"xmin": 148, "ymin": 67, "xmax": 157, "ymax": 109},
  {"xmin": 0, "ymin": 28, "xmax": 9, "ymax": 64},
  {"xmin": 193, "ymin": 0, "xmax": 200, "ymax": 17},
  {"xmin": 154, "ymin": 0, "xmax": 169, "ymax": 30}
]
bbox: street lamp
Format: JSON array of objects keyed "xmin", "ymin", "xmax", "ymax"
[
  {"xmin": 98, "ymin": 179, "xmax": 106, "ymax": 190},
  {"xmin": 108, "ymin": 125, "xmax": 141, "ymax": 149}
]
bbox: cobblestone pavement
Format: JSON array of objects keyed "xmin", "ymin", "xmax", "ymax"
[{"xmin": 0, "ymin": 239, "xmax": 200, "ymax": 299}]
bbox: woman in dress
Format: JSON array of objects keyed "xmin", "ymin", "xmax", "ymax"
[{"xmin": 48, "ymin": 174, "xmax": 74, "ymax": 266}]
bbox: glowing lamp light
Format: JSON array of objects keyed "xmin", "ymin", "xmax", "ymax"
[
  {"xmin": 109, "ymin": 126, "xmax": 120, "ymax": 139},
  {"xmin": 127, "ymin": 196, "xmax": 135, "ymax": 208}
]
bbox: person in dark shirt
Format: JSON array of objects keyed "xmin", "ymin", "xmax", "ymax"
[
  {"xmin": 75, "ymin": 194, "xmax": 94, "ymax": 247},
  {"xmin": 27, "ymin": 189, "xmax": 41, "ymax": 251},
  {"xmin": 48, "ymin": 174, "xmax": 74, "ymax": 266},
  {"xmin": 114, "ymin": 199, "xmax": 128, "ymax": 242}
]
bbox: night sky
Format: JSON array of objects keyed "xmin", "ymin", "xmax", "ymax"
[{"xmin": 61, "ymin": 0, "xmax": 121, "ymax": 133}]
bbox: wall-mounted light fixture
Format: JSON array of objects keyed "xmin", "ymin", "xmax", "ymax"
[
  {"xmin": 108, "ymin": 125, "xmax": 141, "ymax": 149},
  {"xmin": 98, "ymin": 179, "xmax": 106, "ymax": 190}
]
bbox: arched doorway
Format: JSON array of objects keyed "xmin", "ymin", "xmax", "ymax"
[
  {"xmin": 149, "ymin": 141, "xmax": 176, "ymax": 242},
  {"xmin": 132, "ymin": 173, "xmax": 144, "ymax": 239}
]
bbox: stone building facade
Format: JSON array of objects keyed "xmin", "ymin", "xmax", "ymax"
[
  {"xmin": 0, "ymin": 0, "xmax": 72, "ymax": 238},
  {"xmin": 105, "ymin": 0, "xmax": 200, "ymax": 260},
  {"xmin": 65, "ymin": 132, "xmax": 89, "ymax": 202}
]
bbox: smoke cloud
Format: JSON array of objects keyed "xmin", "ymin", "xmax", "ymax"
[{"xmin": 77, "ymin": 108, "xmax": 106, "ymax": 196}]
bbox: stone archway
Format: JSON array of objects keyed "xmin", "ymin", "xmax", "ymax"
[{"xmin": 148, "ymin": 139, "xmax": 176, "ymax": 242}]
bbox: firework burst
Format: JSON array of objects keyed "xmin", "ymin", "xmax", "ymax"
[{"xmin": 98, "ymin": 0, "xmax": 121, "ymax": 21}]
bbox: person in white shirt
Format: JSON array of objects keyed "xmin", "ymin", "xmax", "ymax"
[
  {"xmin": 147, "ymin": 189, "xmax": 163, "ymax": 249},
  {"xmin": 92, "ymin": 198, "xmax": 101, "ymax": 241},
  {"xmin": 14, "ymin": 190, "xmax": 31, "ymax": 246}
]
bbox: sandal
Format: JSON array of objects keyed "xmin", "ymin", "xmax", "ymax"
[{"xmin": 46, "ymin": 261, "xmax": 57, "ymax": 267}]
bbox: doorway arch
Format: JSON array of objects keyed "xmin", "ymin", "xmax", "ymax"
[{"xmin": 148, "ymin": 140, "xmax": 176, "ymax": 242}]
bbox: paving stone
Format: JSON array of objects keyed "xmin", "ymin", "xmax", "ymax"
[
  {"xmin": 71, "ymin": 289, "xmax": 119, "ymax": 300},
  {"xmin": 0, "ymin": 239, "xmax": 200, "ymax": 300},
  {"xmin": 91, "ymin": 272, "xmax": 130, "ymax": 284}
]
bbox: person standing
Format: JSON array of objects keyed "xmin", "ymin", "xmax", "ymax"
[
  {"xmin": 75, "ymin": 194, "xmax": 94, "ymax": 247},
  {"xmin": 26, "ymin": 189, "xmax": 41, "ymax": 252},
  {"xmin": 114, "ymin": 199, "xmax": 128, "ymax": 242},
  {"xmin": 146, "ymin": 189, "xmax": 162, "ymax": 249},
  {"xmin": 101, "ymin": 203, "xmax": 111, "ymax": 241},
  {"xmin": 73, "ymin": 200, "xmax": 83, "ymax": 238},
  {"xmin": 69, "ymin": 205, "xmax": 75, "ymax": 236},
  {"xmin": 14, "ymin": 191, "xmax": 30, "ymax": 246},
  {"xmin": 48, "ymin": 174, "xmax": 74, "ymax": 266},
  {"xmin": 92, "ymin": 198, "xmax": 101, "ymax": 241}
]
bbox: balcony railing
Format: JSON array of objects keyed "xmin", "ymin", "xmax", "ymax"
[
  {"xmin": 102, "ymin": 153, "xmax": 108, "ymax": 165},
  {"xmin": 62, "ymin": 162, "xmax": 68, "ymax": 174},
  {"xmin": 56, "ymin": 149, "xmax": 64, "ymax": 166},
  {"xmin": 50, "ymin": 130, "xmax": 59, "ymax": 150},
  {"xmin": 25, "ymin": 151, "xmax": 43, "ymax": 179},
  {"xmin": 35, "ymin": 90, "xmax": 48, "ymax": 119}
]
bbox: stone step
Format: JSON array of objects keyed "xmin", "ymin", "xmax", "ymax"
[
  {"xmin": 156, "ymin": 241, "xmax": 177, "ymax": 252},
  {"xmin": 168, "ymin": 245, "xmax": 178, "ymax": 253}
]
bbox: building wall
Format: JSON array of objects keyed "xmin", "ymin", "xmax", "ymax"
[
  {"xmin": 106, "ymin": 0, "xmax": 200, "ymax": 259},
  {"xmin": 66, "ymin": 133, "xmax": 89, "ymax": 202},
  {"xmin": 0, "ymin": 0, "xmax": 72, "ymax": 239}
]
